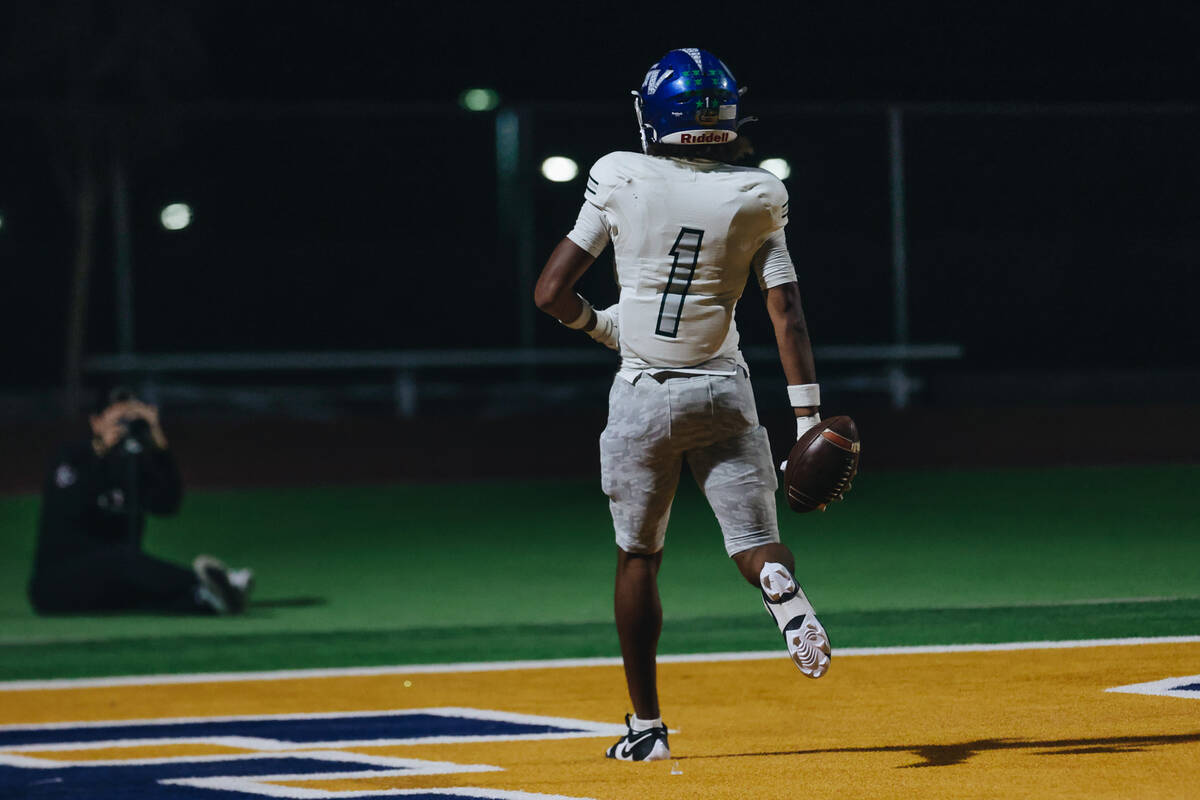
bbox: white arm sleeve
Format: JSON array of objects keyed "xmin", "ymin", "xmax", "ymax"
[
  {"xmin": 565, "ymin": 200, "xmax": 611, "ymax": 258},
  {"xmin": 752, "ymin": 229, "xmax": 798, "ymax": 290}
]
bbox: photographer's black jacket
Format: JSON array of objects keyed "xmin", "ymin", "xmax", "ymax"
[{"xmin": 31, "ymin": 438, "xmax": 183, "ymax": 580}]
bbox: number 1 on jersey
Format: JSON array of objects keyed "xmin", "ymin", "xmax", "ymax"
[{"xmin": 656, "ymin": 227, "xmax": 705, "ymax": 338}]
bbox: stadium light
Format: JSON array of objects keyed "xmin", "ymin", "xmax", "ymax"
[
  {"xmin": 459, "ymin": 88, "xmax": 500, "ymax": 112},
  {"xmin": 541, "ymin": 156, "xmax": 579, "ymax": 183},
  {"xmin": 758, "ymin": 158, "xmax": 792, "ymax": 180},
  {"xmin": 160, "ymin": 203, "xmax": 193, "ymax": 231}
]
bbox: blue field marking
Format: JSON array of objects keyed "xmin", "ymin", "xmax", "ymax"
[
  {"xmin": 0, "ymin": 711, "xmax": 576, "ymax": 748},
  {"xmin": 0, "ymin": 709, "xmax": 611, "ymax": 799},
  {"xmin": 1, "ymin": 755, "xmax": 396, "ymax": 798},
  {"xmin": 0, "ymin": 754, "xmax": 560, "ymax": 799},
  {"xmin": 0, "ymin": 707, "xmax": 624, "ymax": 751}
]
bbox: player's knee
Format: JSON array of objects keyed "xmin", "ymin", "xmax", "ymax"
[{"xmin": 616, "ymin": 546, "xmax": 663, "ymax": 574}]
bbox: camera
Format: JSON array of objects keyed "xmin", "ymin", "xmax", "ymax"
[{"xmin": 118, "ymin": 417, "xmax": 153, "ymax": 454}]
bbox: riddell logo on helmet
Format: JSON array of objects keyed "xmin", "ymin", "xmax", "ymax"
[{"xmin": 679, "ymin": 131, "xmax": 730, "ymax": 144}]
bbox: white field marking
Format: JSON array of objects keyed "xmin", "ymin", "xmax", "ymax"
[
  {"xmin": 4, "ymin": 636, "xmax": 1200, "ymax": 693},
  {"xmin": 1107, "ymin": 675, "xmax": 1200, "ymax": 699},
  {"xmin": 0, "ymin": 731, "xmax": 623, "ymax": 754},
  {"xmin": 0, "ymin": 750, "xmax": 498, "ymax": 773},
  {"xmin": 165, "ymin": 774, "xmax": 596, "ymax": 800}
]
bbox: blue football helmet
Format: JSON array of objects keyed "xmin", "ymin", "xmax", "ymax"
[{"xmin": 633, "ymin": 48, "xmax": 742, "ymax": 151}]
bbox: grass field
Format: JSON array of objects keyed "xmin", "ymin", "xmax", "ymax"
[{"xmin": 1, "ymin": 464, "xmax": 1198, "ymax": 680}]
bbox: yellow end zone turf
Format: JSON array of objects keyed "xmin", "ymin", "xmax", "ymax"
[{"xmin": 3, "ymin": 642, "xmax": 1199, "ymax": 799}]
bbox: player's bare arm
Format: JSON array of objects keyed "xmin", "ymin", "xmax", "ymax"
[
  {"xmin": 533, "ymin": 238, "xmax": 596, "ymax": 326},
  {"xmin": 534, "ymin": 237, "xmax": 619, "ymax": 350},
  {"xmin": 765, "ymin": 281, "xmax": 819, "ymax": 418}
]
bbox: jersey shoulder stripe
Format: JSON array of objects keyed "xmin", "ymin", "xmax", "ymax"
[{"xmin": 583, "ymin": 151, "xmax": 646, "ymax": 208}]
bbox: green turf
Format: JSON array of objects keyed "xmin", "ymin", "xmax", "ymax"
[
  {"xmin": 5, "ymin": 599, "xmax": 1200, "ymax": 681},
  {"xmin": 1, "ymin": 465, "xmax": 1197, "ymax": 680}
]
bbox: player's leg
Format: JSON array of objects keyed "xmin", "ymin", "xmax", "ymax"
[
  {"xmin": 689, "ymin": 432, "xmax": 831, "ymax": 678},
  {"xmin": 687, "ymin": 372, "xmax": 831, "ymax": 678},
  {"xmin": 609, "ymin": 544, "xmax": 672, "ymax": 761},
  {"xmin": 730, "ymin": 541, "xmax": 793, "ymax": 587},
  {"xmin": 599, "ymin": 376, "xmax": 678, "ymax": 761},
  {"xmin": 614, "ymin": 547, "xmax": 663, "ymax": 720}
]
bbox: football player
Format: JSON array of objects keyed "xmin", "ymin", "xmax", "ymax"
[{"xmin": 534, "ymin": 48, "xmax": 829, "ymax": 762}]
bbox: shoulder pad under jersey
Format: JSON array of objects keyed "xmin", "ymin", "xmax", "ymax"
[
  {"xmin": 750, "ymin": 168, "xmax": 790, "ymax": 230},
  {"xmin": 583, "ymin": 151, "xmax": 640, "ymax": 209}
]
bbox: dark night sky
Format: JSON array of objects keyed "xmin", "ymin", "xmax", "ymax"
[
  {"xmin": 2, "ymin": 1, "xmax": 1199, "ymax": 390},
  {"xmin": 167, "ymin": 4, "xmax": 1198, "ymax": 104},
  {"xmin": 6, "ymin": 1, "xmax": 1200, "ymax": 104},
  {"xmin": 190, "ymin": 3, "xmax": 1200, "ymax": 104}
]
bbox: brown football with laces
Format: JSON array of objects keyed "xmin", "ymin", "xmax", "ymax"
[{"xmin": 783, "ymin": 416, "xmax": 861, "ymax": 513}]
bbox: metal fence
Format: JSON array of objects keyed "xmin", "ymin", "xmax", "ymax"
[{"xmin": 5, "ymin": 100, "xmax": 1198, "ymax": 411}]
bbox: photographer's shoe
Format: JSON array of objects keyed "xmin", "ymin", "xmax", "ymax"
[
  {"xmin": 193, "ymin": 555, "xmax": 248, "ymax": 614},
  {"xmin": 227, "ymin": 567, "xmax": 255, "ymax": 600}
]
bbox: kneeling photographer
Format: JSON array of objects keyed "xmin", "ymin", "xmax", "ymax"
[{"xmin": 28, "ymin": 387, "xmax": 253, "ymax": 615}]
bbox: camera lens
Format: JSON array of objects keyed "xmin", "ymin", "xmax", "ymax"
[
  {"xmin": 118, "ymin": 417, "xmax": 152, "ymax": 448},
  {"xmin": 126, "ymin": 418, "xmax": 151, "ymax": 437}
]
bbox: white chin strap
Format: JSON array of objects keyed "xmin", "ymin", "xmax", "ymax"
[{"xmin": 631, "ymin": 91, "xmax": 651, "ymax": 153}]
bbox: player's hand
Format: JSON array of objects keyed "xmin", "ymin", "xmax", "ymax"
[
  {"xmin": 779, "ymin": 412, "xmax": 822, "ymax": 471},
  {"xmin": 586, "ymin": 304, "xmax": 620, "ymax": 351}
]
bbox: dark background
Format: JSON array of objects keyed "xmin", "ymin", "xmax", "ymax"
[{"xmin": 1, "ymin": 1, "xmax": 1198, "ymax": 433}]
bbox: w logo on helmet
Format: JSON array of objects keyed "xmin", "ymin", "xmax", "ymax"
[
  {"xmin": 643, "ymin": 68, "xmax": 674, "ymax": 95},
  {"xmin": 0, "ymin": 708, "xmax": 621, "ymax": 798}
]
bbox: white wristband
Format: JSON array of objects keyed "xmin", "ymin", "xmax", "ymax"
[
  {"xmin": 587, "ymin": 305, "xmax": 620, "ymax": 351},
  {"xmin": 561, "ymin": 294, "xmax": 594, "ymax": 330},
  {"xmin": 796, "ymin": 413, "xmax": 822, "ymax": 438},
  {"xmin": 787, "ymin": 383, "xmax": 820, "ymax": 407}
]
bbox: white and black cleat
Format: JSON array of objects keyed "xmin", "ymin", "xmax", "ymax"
[
  {"xmin": 782, "ymin": 613, "xmax": 831, "ymax": 678},
  {"xmin": 605, "ymin": 714, "xmax": 670, "ymax": 762},
  {"xmin": 760, "ymin": 561, "xmax": 831, "ymax": 678}
]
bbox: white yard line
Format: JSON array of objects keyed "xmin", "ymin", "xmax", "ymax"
[{"xmin": 3, "ymin": 636, "xmax": 1200, "ymax": 692}]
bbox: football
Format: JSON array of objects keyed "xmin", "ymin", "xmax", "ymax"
[{"xmin": 783, "ymin": 416, "xmax": 861, "ymax": 513}]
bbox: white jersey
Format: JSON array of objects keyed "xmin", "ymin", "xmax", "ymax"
[{"xmin": 566, "ymin": 151, "xmax": 797, "ymax": 381}]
